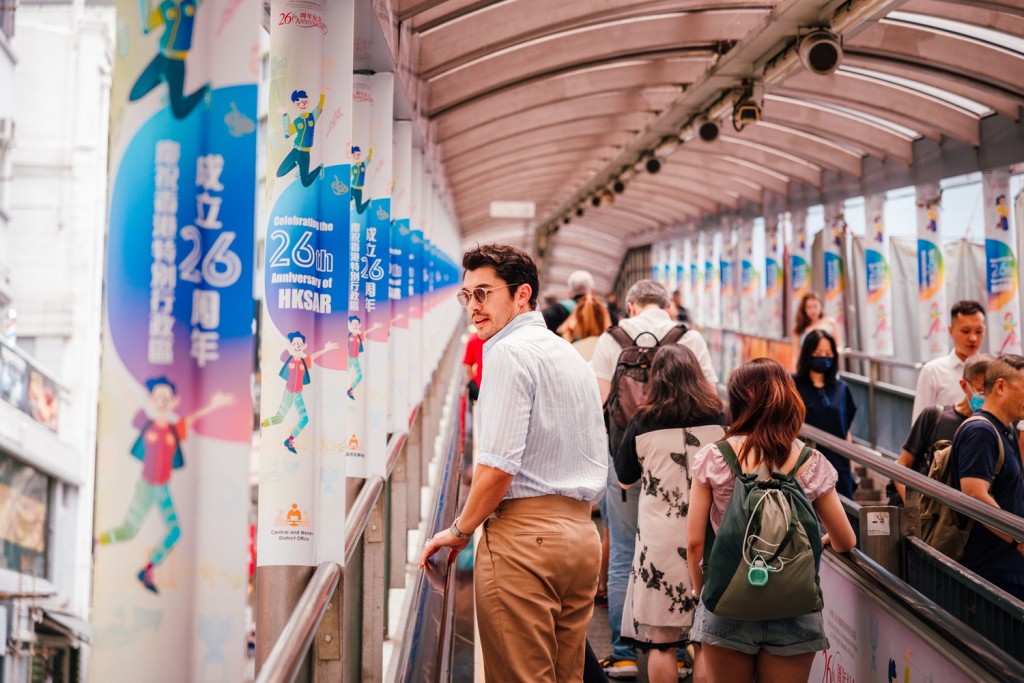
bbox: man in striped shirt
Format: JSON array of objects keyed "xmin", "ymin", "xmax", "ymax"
[{"xmin": 420, "ymin": 244, "xmax": 607, "ymax": 682}]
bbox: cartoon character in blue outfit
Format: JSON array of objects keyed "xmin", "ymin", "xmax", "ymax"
[
  {"xmin": 996, "ymin": 194, "xmax": 1010, "ymax": 231},
  {"xmin": 129, "ymin": 0, "xmax": 211, "ymax": 120},
  {"xmin": 277, "ymin": 89, "xmax": 327, "ymax": 188},
  {"xmin": 261, "ymin": 332, "xmax": 339, "ymax": 453},
  {"xmin": 350, "ymin": 145, "xmax": 374, "ymax": 214},
  {"xmin": 97, "ymin": 377, "xmax": 233, "ymax": 594}
]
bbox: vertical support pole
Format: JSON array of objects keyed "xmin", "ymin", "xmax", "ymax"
[
  {"xmin": 362, "ymin": 497, "xmax": 386, "ymax": 681},
  {"xmin": 256, "ymin": 565, "xmax": 315, "ymax": 681},
  {"xmin": 859, "ymin": 505, "xmax": 904, "ymax": 578},
  {"xmin": 390, "ymin": 450, "xmax": 409, "ymax": 589},
  {"xmin": 406, "ymin": 409, "xmax": 423, "ymax": 529},
  {"xmin": 868, "ymin": 361, "xmax": 879, "ymax": 448},
  {"xmin": 312, "ymin": 574, "xmax": 343, "ymax": 681}
]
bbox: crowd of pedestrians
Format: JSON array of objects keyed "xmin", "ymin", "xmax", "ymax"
[{"xmin": 423, "ymin": 244, "xmax": 1023, "ymax": 682}]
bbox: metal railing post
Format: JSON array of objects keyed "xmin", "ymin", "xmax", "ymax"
[
  {"xmin": 256, "ymin": 565, "xmax": 315, "ymax": 681},
  {"xmin": 361, "ymin": 495, "xmax": 386, "ymax": 681},
  {"xmin": 390, "ymin": 450, "xmax": 409, "ymax": 590},
  {"xmin": 312, "ymin": 577, "xmax": 343, "ymax": 681},
  {"xmin": 868, "ymin": 359, "xmax": 878, "ymax": 448},
  {"xmin": 406, "ymin": 408, "xmax": 423, "ymax": 530}
]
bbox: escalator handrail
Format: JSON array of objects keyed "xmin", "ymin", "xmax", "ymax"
[{"xmin": 800, "ymin": 424, "xmax": 1024, "ymax": 542}]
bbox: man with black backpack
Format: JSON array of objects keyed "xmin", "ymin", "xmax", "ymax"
[
  {"xmin": 589, "ymin": 279, "xmax": 716, "ymax": 679},
  {"xmin": 950, "ymin": 354, "xmax": 1024, "ymax": 601},
  {"xmin": 892, "ymin": 354, "xmax": 993, "ymax": 505}
]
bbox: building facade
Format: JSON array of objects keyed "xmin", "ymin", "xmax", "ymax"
[{"xmin": 0, "ymin": 2, "xmax": 114, "ymax": 680}]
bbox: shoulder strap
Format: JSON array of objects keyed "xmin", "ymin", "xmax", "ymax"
[
  {"xmin": 956, "ymin": 414, "xmax": 1006, "ymax": 488},
  {"xmin": 786, "ymin": 445, "xmax": 814, "ymax": 478},
  {"xmin": 715, "ymin": 439, "xmax": 742, "ymax": 477},
  {"xmin": 608, "ymin": 326, "xmax": 633, "ymax": 349},
  {"xmin": 926, "ymin": 404, "xmax": 945, "ymax": 446},
  {"xmin": 658, "ymin": 323, "xmax": 688, "ymax": 346}
]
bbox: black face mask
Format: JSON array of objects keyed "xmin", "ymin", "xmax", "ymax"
[{"xmin": 809, "ymin": 357, "xmax": 834, "ymax": 374}]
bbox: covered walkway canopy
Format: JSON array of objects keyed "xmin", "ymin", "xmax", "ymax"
[{"xmin": 388, "ymin": 0, "xmax": 1024, "ymax": 293}]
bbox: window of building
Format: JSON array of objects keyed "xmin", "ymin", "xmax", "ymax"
[{"xmin": 0, "ymin": 452, "xmax": 51, "ymax": 578}]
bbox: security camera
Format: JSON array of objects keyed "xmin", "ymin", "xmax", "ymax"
[
  {"xmin": 799, "ymin": 29, "xmax": 842, "ymax": 75},
  {"xmin": 696, "ymin": 116, "xmax": 719, "ymax": 142},
  {"xmin": 733, "ymin": 101, "xmax": 761, "ymax": 129}
]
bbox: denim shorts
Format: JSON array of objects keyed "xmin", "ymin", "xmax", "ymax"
[{"xmin": 689, "ymin": 603, "xmax": 829, "ymax": 656}]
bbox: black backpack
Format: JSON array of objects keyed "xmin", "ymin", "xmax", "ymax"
[{"xmin": 604, "ymin": 323, "xmax": 687, "ymax": 457}]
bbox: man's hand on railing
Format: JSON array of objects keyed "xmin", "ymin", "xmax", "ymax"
[{"xmin": 418, "ymin": 524, "xmax": 471, "ymax": 569}]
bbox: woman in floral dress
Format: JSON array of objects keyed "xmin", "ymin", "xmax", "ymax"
[{"xmin": 614, "ymin": 344, "xmax": 725, "ymax": 683}]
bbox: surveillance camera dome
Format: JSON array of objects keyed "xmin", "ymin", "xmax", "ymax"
[
  {"xmin": 799, "ymin": 29, "xmax": 842, "ymax": 75},
  {"xmin": 696, "ymin": 117, "xmax": 719, "ymax": 142}
]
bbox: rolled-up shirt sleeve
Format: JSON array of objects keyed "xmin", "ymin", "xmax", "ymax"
[{"xmin": 476, "ymin": 344, "xmax": 535, "ymax": 476}]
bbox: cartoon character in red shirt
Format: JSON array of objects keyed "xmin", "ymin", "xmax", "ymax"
[
  {"xmin": 346, "ymin": 315, "xmax": 381, "ymax": 400},
  {"xmin": 97, "ymin": 376, "xmax": 233, "ymax": 594},
  {"xmin": 261, "ymin": 331, "xmax": 339, "ymax": 452}
]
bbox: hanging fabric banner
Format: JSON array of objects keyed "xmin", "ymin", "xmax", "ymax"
[
  {"xmin": 407, "ymin": 155, "xmax": 425, "ymax": 408},
  {"xmin": 764, "ymin": 214, "xmax": 784, "ymax": 339},
  {"xmin": 675, "ymin": 238, "xmax": 686, "ymax": 305},
  {"xmin": 695, "ymin": 233, "xmax": 707, "ymax": 327},
  {"xmin": 720, "ymin": 223, "xmax": 737, "ymax": 330},
  {"xmin": 983, "ymin": 169, "xmax": 1021, "ymax": 354},
  {"xmin": 344, "ymin": 73, "xmax": 393, "ymax": 477},
  {"xmin": 388, "ymin": 121, "xmax": 412, "ymax": 432},
  {"xmin": 864, "ymin": 194, "xmax": 895, "ymax": 356},
  {"xmin": 93, "ymin": 1, "xmax": 259, "ymax": 680},
  {"xmin": 823, "ymin": 203, "xmax": 847, "ymax": 347},
  {"xmin": 706, "ymin": 232, "xmax": 720, "ymax": 327},
  {"xmin": 258, "ymin": 0, "xmax": 354, "ymax": 569},
  {"xmin": 916, "ymin": 183, "xmax": 947, "ymax": 359},
  {"xmin": 739, "ymin": 220, "xmax": 758, "ymax": 335},
  {"xmin": 681, "ymin": 237, "xmax": 693, "ymax": 317},
  {"xmin": 789, "ymin": 210, "xmax": 810, "ymax": 337}
]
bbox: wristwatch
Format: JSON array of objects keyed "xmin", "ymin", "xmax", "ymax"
[{"xmin": 449, "ymin": 518, "xmax": 471, "ymax": 540}]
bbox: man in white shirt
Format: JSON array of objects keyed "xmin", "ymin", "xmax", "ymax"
[
  {"xmin": 588, "ymin": 278, "xmax": 717, "ymax": 678},
  {"xmin": 420, "ymin": 244, "xmax": 607, "ymax": 683},
  {"xmin": 912, "ymin": 300, "xmax": 986, "ymax": 421}
]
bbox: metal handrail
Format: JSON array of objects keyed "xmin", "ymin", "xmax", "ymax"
[
  {"xmin": 839, "ymin": 346, "xmax": 924, "ymax": 371},
  {"xmin": 830, "ymin": 549, "xmax": 1024, "ymax": 682},
  {"xmin": 256, "ymin": 406, "xmax": 419, "ymax": 683},
  {"xmin": 800, "ymin": 424, "xmax": 1024, "ymax": 542}
]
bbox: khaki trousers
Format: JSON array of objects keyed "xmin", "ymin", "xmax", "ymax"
[{"xmin": 475, "ymin": 495, "xmax": 601, "ymax": 683}]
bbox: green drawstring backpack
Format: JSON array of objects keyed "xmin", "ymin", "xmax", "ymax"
[{"xmin": 700, "ymin": 440, "xmax": 824, "ymax": 620}]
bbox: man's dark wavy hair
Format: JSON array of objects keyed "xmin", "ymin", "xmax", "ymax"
[{"xmin": 462, "ymin": 244, "xmax": 539, "ymax": 309}]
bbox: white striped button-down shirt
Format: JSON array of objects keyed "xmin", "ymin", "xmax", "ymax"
[{"xmin": 477, "ymin": 311, "xmax": 608, "ymax": 503}]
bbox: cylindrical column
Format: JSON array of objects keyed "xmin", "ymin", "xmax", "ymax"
[{"xmin": 256, "ymin": 565, "xmax": 315, "ymax": 679}]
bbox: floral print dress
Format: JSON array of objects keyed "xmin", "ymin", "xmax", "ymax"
[{"xmin": 614, "ymin": 418, "xmax": 725, "ymax": 648}]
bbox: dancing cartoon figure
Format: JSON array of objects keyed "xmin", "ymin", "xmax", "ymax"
[
  {"xmin": 350, "ymin": 145, "xmax": 374, "ymax": 214},
  {"xmin": 926, "ymin": 203, "xmax": 939, "ymax": 233},
  {"xmin": 129, "ymin": 0, "xmax": 211, "ymax": 120},
  {"xmin": 262, "ymin": 331, "xmax": 339, "ymax": 453},
  {"xmin": 872, "ymin": 216, "xmax": 884, "ymax": 244},
  {"xmin": 277, "ymin": 89, "xmax": 327, "ymax": 188},
  {"xmin": 925, "ymin": 301, "xmax": 942, "ymax": 339},
  {"xmin": 97, "ymin": 377, "xmax": 234, "ymax": 594},
  {"xmin": 874, "ymin": 304, "xmax": 890, "ymax": 337},
  {"xmin": 996, "ymin": 194, "xmax": 1010, "ymax": 232},
  {"xmin": 346, "ymin": 315, "xmax": 381, "ymax": 400},
  {"xmin": 1000, "ymin": 311, "xmax": 1019, "ymax": 353}
]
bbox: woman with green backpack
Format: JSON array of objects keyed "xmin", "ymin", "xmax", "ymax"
[{"xmin": 685, "ymin": 358, "xmax": 856, "ymax": 683}]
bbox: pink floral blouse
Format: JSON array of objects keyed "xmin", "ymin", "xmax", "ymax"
[{"xmin": 691, "ymin": 438, "xmax": 839, "ymax": 532}]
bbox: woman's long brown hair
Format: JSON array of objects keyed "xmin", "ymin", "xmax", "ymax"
[
  {"xmin": 793, "ymin": 291, "xmax": 823, "ymax": 336},
  {"xmin": 725, "ymin": 358, "xmax": 805, "ymax": 469},
  {"xmin": 634, "ymin": 345, "xmax": 722, "ymax": 426},
  {"xmin": 574, "ymin": 295, "xmax": 612, "ymax": 339}
]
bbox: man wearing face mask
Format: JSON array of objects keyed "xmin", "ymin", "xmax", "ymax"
[
  {"xmin": 793, "ymin": 329, "xmax": 858, "ymax": 497},
  {"xmin": 891, "ymin": 354, "xmax": 994, "ymax": 504}
]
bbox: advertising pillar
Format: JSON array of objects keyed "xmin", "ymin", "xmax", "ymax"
[
  {"xmin": 823, "ymin": 203, "xmax": 847, "ymax": 347},
  {"xmin": 93, "ymin": 1, "xmax": 260, "ymax": 679},
  {"xmin": 764, "ymin": 214, "xmax": 784, "ymax": 339},
  {"xmin": 983, "ymin": 169, "xmax": 1021, "ymax": 354},
  {"xmin": 789, "ymin": 210, "xmax": 811, "ymax": 337},
  {"xmin": 864, "ymin": 194, "xmax": 895, "ymax": 356},
  {"xmin": 916, "ymin": 183, "xmax": 947, "ymax": 359}
]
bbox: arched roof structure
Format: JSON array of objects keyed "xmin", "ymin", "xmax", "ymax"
[{"xmin": 387, "ymin": 0, "xmax": 1024, "ymax": 293}]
